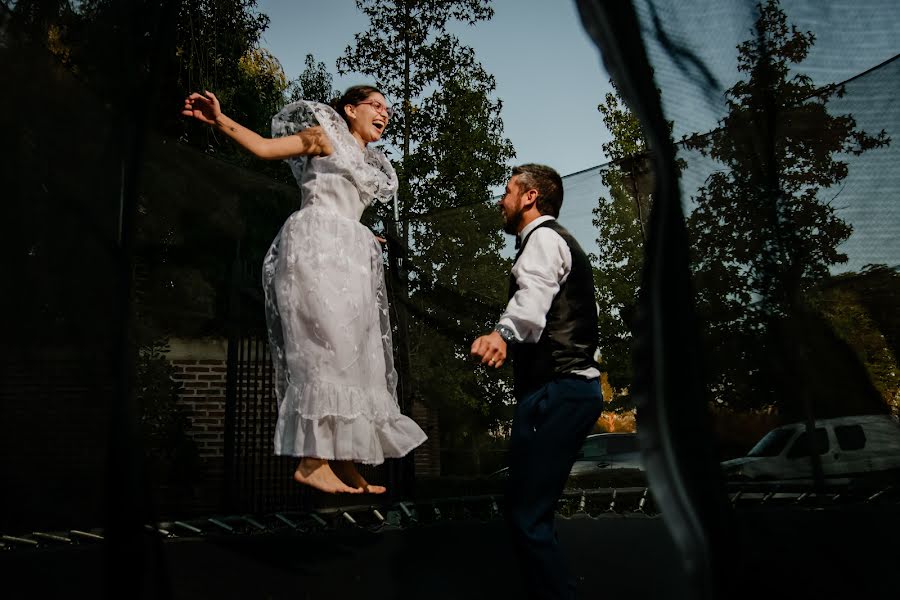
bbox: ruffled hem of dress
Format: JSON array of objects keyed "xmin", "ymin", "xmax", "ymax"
[
  {"xmin": 273, "ymin": 380, "xmax": 427, "ymax": 465},
  {"xmin": 276, "ymin": 378, "xmax": 403, "ymax": 422}
]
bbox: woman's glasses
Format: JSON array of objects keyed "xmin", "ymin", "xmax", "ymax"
[{"xmin": 356, "ymin": 99, "xmax": 394, "ymax": 119}]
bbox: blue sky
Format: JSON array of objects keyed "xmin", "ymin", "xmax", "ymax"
[
  {"xmin": 254, "ymin": 0, "xmax": 615, "ymax": 179},
  {"xmin": 252, "ymin": 1, "xmax": 899, "ymax": 268}
]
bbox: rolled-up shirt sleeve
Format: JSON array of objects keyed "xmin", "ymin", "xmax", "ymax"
[{"xmin": 497, "ymin": 227, "xmax": 571, "ymax": 343}]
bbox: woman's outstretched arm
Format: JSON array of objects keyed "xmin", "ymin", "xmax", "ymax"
[{"xmin": 182, "ymin": 91, "xmax": 332, "ymax": 160}]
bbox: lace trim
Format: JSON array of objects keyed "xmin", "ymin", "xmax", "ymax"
[
  {"xmin": 270, "ymin": 100, "xmax": 398, "ymax": 205},
  {"xmin": 276, "ymin": 378, "xmax": 402, "ymax": 424}
]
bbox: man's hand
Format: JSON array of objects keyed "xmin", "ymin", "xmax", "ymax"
[{"xmin": 470, "ymin": 331, "xmax": 507, "ymax": 369}]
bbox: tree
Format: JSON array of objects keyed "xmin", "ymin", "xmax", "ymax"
[
  {"xmin": 404, "ymin": 75, "xmax": 515, "ymax": 469},
  {"xmin": 173, "ymin": 1, "xmax": 286, "ymax": 161},
  {"xmin": 286, "ymin": 54, "xmax": 339, "ymax": 104},
  {"xmin": 337, "ymin": 1, "xmax": 500, "ymax": 242},
  {"xmin": 338, "ymin": 1, "xmax": 515, "ymax": 468},
  {"xmin": 337, "ymin": 0, "xmax": 494, "ymax": 155},
  {"xmin": 682, "ymin": 0, "xmax": 890, "ymax": 415},
  {"xmin": 129, "ymin": 0, "xmax": 294, "ymax": 343},
  {"xmin": 135, "ymin": 337, "xmax": 200, "ymax": 487},
  {"xmin": 12, "ymin": 0, "xmax": 286, "ymax": 163},
  {"xmin": 590, "ymin": 78, "xmax": 682, "ymax": 406},
  {"xmin": 591, "ymin": 80, "xmax": 653, "ymax": 403},
  {"xmin": 233, "ymin": 46, "xmax": 289, "ymax": 134},
  {"xmin": 812, "ymin": 266, "xmax": 900, "ymax": 416}
]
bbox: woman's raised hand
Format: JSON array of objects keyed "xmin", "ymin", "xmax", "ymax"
[
  {"xmin": 179, "ymin": 92, "xmax": 330, "ymax": 160},
  {"xmin": 182, "ymin": 91, "xmax": 221, "ymax": 125}
]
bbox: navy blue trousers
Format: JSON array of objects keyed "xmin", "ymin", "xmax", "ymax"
[{"xmin": 505, "ymin": 376, "xmax": 605, "ymax": 600}]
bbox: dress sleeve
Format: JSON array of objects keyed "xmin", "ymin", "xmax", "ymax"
[{"xmin": 271, "ymin": 100, "xmax": 398, "ymax": 205}]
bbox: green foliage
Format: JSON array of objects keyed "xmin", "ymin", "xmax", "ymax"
[
  {"xmin": 589, "ymin": 1, "xmax": 893, "ymax": 419},
  {"xmin": 233, "ymin": 47, "xmax": 289, "ymax": 133},
  {"xmin": 138, "ymin": 0, "xmax": 296, "ymax": 336},
  {"xmin": 338, "ymin": 2, "xmax": 494, "ymax": 99},
  {"xmin": 9, "ymin": 0, "xmax": 277, "ymax": 135},
  {"xmin": 406, "ymin": 75, "xmax": 515, "ymax": 437},
  {"xmin": 172, "ymin": 1, "xmax": 286, "ymax": 166},
  {"xmin": 681, "ymin": 0, "xmax": 891, "ymax": 410},
  {"xmin": 174, "ymin": 0, "xmax": 271, "ymax": 93},
  {"xmin": 338, "ymin": 0, "xmax": 495, "ymax": 157},
  {"xmin": 135, "ymin": 338, "xmax": 200, "ymax": 485},
  {"xmin": 591, "ymin": 79, "xmax": 673, "ymax": 402},
  {"xmin": 340, "ymin": 1, "xmax": 515, "ymax": 460},
  {"xmin": 812, "ymin": 266, "xmax": 900, "ymax": 415},
  {"xmin": 287, "ymin": 54, "xmax": 339, "ymax": 104}
]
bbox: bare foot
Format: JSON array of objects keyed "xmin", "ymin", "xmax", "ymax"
[
  {"xmin": 333, "ymin": 461, "xmax": 387, "ymax": 494},
  {"xmin": 293, "ymin": 458, "xmax": 363, "ymax": 494}
]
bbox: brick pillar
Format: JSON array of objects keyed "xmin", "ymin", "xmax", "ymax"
[{"xmin": 166, "ymin": 338, "xmax": 228, "ymax": 512}]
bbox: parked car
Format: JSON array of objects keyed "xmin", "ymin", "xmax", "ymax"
[
  {"xmin": 570, "ymin": 432, "xmax": 642, "ymax": 476},
  {"xmin": 720, "ymin": 414, "xmax": 900, "ymax": 481},
  {"xmin": 488, "ymin": 432, "xmax": 642, "ymax": 479}
]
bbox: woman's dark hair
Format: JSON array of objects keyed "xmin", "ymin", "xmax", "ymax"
[{"xmin": 329, "ymin": 85, "xmax": 383, "ymax": 127}]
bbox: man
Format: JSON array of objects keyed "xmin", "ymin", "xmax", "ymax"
[{"xmin": 471, "ymin": 164, "xmax": 604, "ymax": 599}]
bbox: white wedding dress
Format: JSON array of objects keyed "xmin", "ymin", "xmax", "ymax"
[{"xmin": 262, "ymin": 100, "xmax": 426, "ymax": 464}]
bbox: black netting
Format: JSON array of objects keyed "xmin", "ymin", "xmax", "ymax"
[
  {"xmin": 628, "ymin": 0, "xmax": 899, "ymax": 468},
  {"xmin": 575, "ymin": 0, "xmax": 900, "ymax": 597}
]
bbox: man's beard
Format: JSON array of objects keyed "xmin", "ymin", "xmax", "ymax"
[{"xmin": 503, "ymin": 207, "xmax": 523, "ymax": 235}]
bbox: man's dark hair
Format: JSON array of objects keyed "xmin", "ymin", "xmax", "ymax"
[
  {"xmin": 329, "ymin": 85, "xmax": 384, "ymax": 128},
  {"xmin": 511, "ymin": 163, "xmax": 563, "ymax": 217}
]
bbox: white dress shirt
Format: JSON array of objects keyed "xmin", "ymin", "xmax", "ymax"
[{"xmin": 497, "ymin": 215, "xmax": 601, "ymax": 379}]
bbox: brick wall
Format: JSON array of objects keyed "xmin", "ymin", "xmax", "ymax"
[
  {"xmin": 166, "ymin": 338, "xmax": 228, "ymax": 513},
  {"xmin": 168, "ymin": 338, "xmax": 228, "ymax": 459}
]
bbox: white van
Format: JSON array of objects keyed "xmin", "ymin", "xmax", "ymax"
[{"xmin": 721, "ymin": 414, "xmax": 900, "ymax": 481}]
